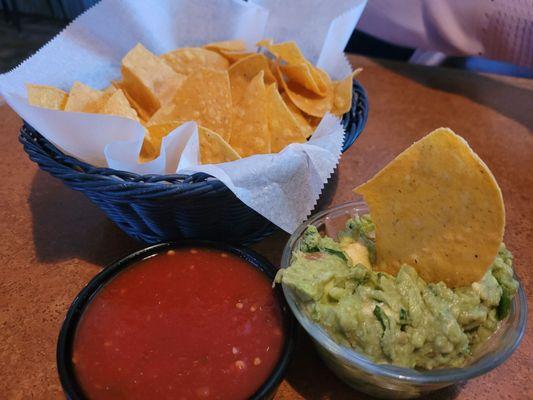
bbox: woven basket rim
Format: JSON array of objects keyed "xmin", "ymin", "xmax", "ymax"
[{"xmin": 20, "ymin": 81, "xmax": 368, "ymax": 190}]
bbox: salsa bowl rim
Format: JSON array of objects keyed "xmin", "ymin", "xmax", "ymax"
[{"xmin": 57, "ymin": 240, "xmax": 296, "ymax": 400}]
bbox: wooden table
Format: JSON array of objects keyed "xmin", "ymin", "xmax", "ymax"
[{"xmin": 1, "ymin": 55, "xmax": 531, "ymax": 399}]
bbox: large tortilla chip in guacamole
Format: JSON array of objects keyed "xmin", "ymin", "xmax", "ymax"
[{"xmin": 354, "ymin": 128, "xmax": 505, "ymax": 287}]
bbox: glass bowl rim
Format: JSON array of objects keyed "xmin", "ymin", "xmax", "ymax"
[{"xmin": 281, "ymin": 200, "xmax": 528, "ymax": 384}]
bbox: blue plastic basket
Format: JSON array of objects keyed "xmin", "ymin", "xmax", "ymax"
[{"xmin": 19, "ymin": 81, "xmax": 368, "ymax": 244}]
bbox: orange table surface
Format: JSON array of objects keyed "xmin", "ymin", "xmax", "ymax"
[{"xmin": 1, "ymin": 55, "xmax": 531, "ymax": 399}]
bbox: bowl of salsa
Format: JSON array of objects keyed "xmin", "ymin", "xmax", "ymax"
[{"xmin": 57, "ymin": 241, "xmax": 295, "ymax": 400}]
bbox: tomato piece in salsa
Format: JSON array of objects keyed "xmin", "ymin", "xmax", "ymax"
[{"xmin": 73, "ymin": 248, "xmax": 285, "ymax": 400}]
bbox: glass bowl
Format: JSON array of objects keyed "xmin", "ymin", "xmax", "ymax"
[{"xmin": 280, "ymin": 201, "xmax": 527, "ymax": 399}]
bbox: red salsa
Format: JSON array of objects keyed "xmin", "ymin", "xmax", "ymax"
[{"xmin": 73, "ymin": 248, "xmax": 284, "ymax": 399}]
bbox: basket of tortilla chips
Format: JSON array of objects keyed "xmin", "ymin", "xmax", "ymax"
[{"xmin": 19, "ymin": 39, "xmax": 368, "ymax": 243}]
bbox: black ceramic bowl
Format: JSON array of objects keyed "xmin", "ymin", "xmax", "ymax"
[{"xmin": 57, "ymin": 241, "xmax": 296, "ymax": 400}]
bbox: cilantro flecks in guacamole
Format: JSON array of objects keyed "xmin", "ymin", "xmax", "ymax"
[{"xmin": 276, "ymin": 215, "xmax": 519, "ymax": 370}]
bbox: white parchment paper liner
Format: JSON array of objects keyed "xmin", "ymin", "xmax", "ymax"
[{"xmin": 0, "ymin": 0, "xmax": 367, "ymax": 233}]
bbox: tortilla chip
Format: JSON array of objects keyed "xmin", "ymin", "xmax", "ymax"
[
  {"xmin": 103, "ymin": 85, "xmax": 117, "ymax": 95},
  {"xmin": 219, "ymin": 50, "xmax": 254, "ymax": 64},
  {"xmin": 64, "ymin": 81, "xmax": 109, "ymax": 113},
  {"xmin": 281, "ymin": 63, "xmax": 328, "ymax": 97},
  {"xmin": 203, "ymin": 40, "xmax": 250, "ymax": 65},
  {"xmin": 26, "ymin": 84, "xmax": 67, "ymax": 110},
  {"xmin": 147, "ymin": 121, "xmax": 184, "ymax": 139},
  {"xmin": 260, "ymin": 40, "xmax": 329, "ymax": 97},
  {"xmin": 306, "ymin": 116, "xmax": 322, "ymax": 130},
  {"xmin": 307, "ymin": 66, "xmax": 330, "ymax": 97},
  {"xmin": 229, "ymin": 53, "xmax": 276, "ymax": 104},
  {"xmin": 139, "ymin": 121, "xmax": 183, "ymax": 162},
  {"xmin": 161, "ymin": 47, "xmax": 229, "ymax": 75},
  {"xmin": 269, "ymin": 59, "xmax": 284, "ymax": 88},
  {"xmin": 259, "ymin": 39, "xmax": 306, "ymax": 64},
  {"xmin": 331, "ymin": 69, "xmax": 362, "ymax": 116},
  {"xmin": 121, "ymin": 43, "xmax": 186, "ymax": 116},
  {"xmin": 199, "ymin": 126, "xmax": 241, "ymax": 164},
  {"xmin": 99, "ymin": 89, "xmax": 139, "ymax": 121},
  {"xmin": 281, "ymin": 92, "xmax": 314, "ymax": 138},
  {"xmin": 256, "ymin": 38, "xmax": 273, "ymax": 48},
  {"xmin": 276, "ymin": 64, "xmax": 333, "ymax": 117},
  {"xmin": 139, "ymin": 133, "xmax": 159, "ymax": 163},
  {"xmin": 204, "ymin": 40, "xmax": 247, "ymax": 53},
  {"xmin": 112, "ymin": 80, "xmax": 150, "ymax": 122},
  {"xmin": 148, "ymin": 68, "xmax": 233, "ymax": 142},
  {"xmin": 266, "ymin": 84, "xmax": 306, "ymax": 152},
  {"xmin": 229, "ymin": 71, "xmax": 270, "ymax": 157},
  {"xmin": 354, "ymin": 128, "xmax": 505, "ymax": 287}
]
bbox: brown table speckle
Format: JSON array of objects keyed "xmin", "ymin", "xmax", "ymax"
[{"xmin": 0, "ymin": 55, "xmax": 531, "ymax": 399}]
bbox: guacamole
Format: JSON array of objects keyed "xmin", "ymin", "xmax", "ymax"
[{"xmin": 277, "ymin": 215, "xmax": 519, "ymax": 370}]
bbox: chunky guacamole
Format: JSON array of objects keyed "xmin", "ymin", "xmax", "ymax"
[{"xmin": 277, "ymin": 215, "xmax": 519, "ymax": 370}]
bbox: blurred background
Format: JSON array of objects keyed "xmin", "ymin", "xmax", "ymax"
[{"xmin": 0, "ymin": 0, "xmax": 531, "ymax": 77}]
